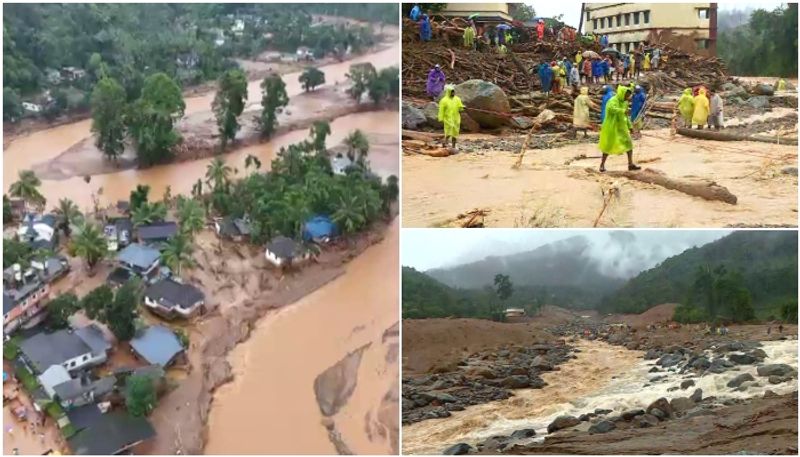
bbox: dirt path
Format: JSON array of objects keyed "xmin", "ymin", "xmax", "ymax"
[{"xmin": 403, "ymin": 116, "xmax": 797, "ymax": 228}]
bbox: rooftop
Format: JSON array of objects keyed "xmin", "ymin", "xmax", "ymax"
[
  {"xmin": 145, "ymin": 278, "xmax": 204, "ymax": 310},
  {"xmin": 130, "ymin": 325, "xmax": 184, "ymax": 367},
  {"xmin": 19, "ymin": 329, "xmax": 95, "ymax": 373},
  {"xmin": 266, "ymin": 236, "xmax": 303, "ymax": 259},
  {"xmin": 137, "ymin": 221, "xmax": 178, "ymax": 241},
  {"xmin": 117, "ymin": 243, "xmax": 161, "ymax": 270},
  {"xmin": 67, "ymin": 412, "xmax": 155, "ymax": 455}
]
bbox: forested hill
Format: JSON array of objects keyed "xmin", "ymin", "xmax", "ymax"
[
  {"xmin": 426, "ymin": 236, "xmax": 625, "ymax": 296},
  {"xmin": 600, "ymin": 231, "xmax": 798, "ymax": 317}
]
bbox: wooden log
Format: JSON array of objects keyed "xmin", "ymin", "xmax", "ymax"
[
  {"xmin": 676, "ymin": 128, "xmax": 798, "ymax": 145},
  {"xmin": 589, "ymin": 168, "xmax": 738, "ymax": 204},
  {"xmin": 402, "ymin": 129, "xmax": 442, "ymax": 141}
]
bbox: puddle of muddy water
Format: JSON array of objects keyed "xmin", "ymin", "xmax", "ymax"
[{"xmin": 402, "ymin": 339, "xmax": 798, "ymax": 455}]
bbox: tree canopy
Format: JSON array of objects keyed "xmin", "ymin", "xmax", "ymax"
[{"xmin": 718, "ymin": 4, "xmax": 797, "ymax": 77}]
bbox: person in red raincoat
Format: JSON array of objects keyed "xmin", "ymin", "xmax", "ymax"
[{"xmin": 536, "ymin": 19, "xmax": 545, "ymax": 40}]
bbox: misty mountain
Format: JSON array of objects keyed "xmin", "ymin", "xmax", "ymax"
[
  {"xmin": 426, "ymin": 236, "xmax": 627, "ymax": 297},
  {"xmin": 717, "ymin": 8, "xmax": 754, "ymax": 31},
  {"xmin": 601, "ymin": 231, "xmax": 798, "ymax": 317}
]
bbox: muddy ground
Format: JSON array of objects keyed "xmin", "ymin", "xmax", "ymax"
[{"xmin": 403, "ymin": 98, "xmax": 798, "ymax": 228}]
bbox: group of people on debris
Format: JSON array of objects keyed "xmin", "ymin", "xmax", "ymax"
[{"xmin": 678, "ymin": 86, "xmax": 725, "ymax": 130}]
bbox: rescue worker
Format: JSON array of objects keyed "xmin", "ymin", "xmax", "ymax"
[
  {"xmin": 409, "ymin": 4, "xmax": 421, "ymax": 21},
  {"xmin": 630, "ymin": 85, "xmax": 647, "ymax": 136},
  {"xmin": 536, "ymin": 19, "xmax": 545, "ymax": 40},
  {"xmin": 598, "ymin": 85, "xmax": 641, "ymax": 172},
  {"xmin": 573, "ymin": 86, "xmax": 596, "ymax": 138},
  {"xmin": 538, "ymin": 61, "xmax": 553, "ymax": 96},
  {"xmin": 463, "ymin": 23, "xmax": 476, "ymax": 49},
  {"xmin": 677, "ymin": 88, "xmax": 695, "ymax": 128},
  {"xmin": 600, "ymin": 85, "xmax": 614, "ymax": 123},
  {"xmin": 437, "ymin": 84, "xmax": 464, "ymax": 149},
  {"xmin": 692, "ymin": 87, "xmax": 710, "ymax": 129},
  {"xmin": 420, "ymin": 14, "xmax": 432, "ymax": 42},
  {"xmin": 708, "ymin": 90, "xmax": 724, "ymax": 130},
  {"xmin": 426, "ymin": 64, "xmax": 446, "ymax": 99}
]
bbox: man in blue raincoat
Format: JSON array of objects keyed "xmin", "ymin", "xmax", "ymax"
[
  {"xmin": 599, "ymin": 85, "xmax": 614, "ymax": 123},
  {"xmin": 409, "ymin": 4, "xmax": 421, "ymax": 21},
  {"xmin": 538, "ymin": 62, "xmax": 553, "ymax": 96},
  {"xmin": 420, "ymin": 14, "xmax": 432, "ymax": 41},
  {"xmin": 630, "ymin": 85, "xmax": 646, "ymax": 138}
]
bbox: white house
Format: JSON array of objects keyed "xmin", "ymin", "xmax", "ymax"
[
  {"xmin": 265, "ymin": 236, "xmax": 311, "ymax": 268},
  {"xmin": 143, "ymin": 278, "xmax": 205, "ymax": 320},
  {"xmin": 331, "ymin": 155, "xmax": 352, "ymax": 176},
  {"xmin": 18, "ymin": 325, "xmax": 111, "ymax": 374},
  {"xmin": 22, "ymin": 102, "xmax": 42, "ymax": 113}
]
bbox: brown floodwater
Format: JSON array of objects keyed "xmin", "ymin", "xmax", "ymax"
[
  {"xmin": 3, "ymin": 33, "xmax": 399, "ymax": 210},
  {"xmin": 204, "ymin": 221, "xmax": 399, "ymax": 454}
]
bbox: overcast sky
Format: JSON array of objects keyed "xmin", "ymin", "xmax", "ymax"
[
  {"xmin": 527, "ymin": 1, "xmax": 789, "ymax": 29},
  {"xmin": 403, "ymin": 229, "xmax": 731, "ymax": 276}
]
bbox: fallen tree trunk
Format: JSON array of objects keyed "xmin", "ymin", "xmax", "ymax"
[
  {"xmin": 402, "ymin": 129, "xmax": 443, "ymax": 141},
  {"xmin": 676, "ymin": 128, "xmax": 798, "ymax": 145},
  {"xmin": 589, "ymin": 168, "xmax": 738, "ymax": 204}
]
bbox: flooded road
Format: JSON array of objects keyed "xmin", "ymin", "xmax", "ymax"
[
  {"xmin": 204, "ymin": 221, "xmax": 399, "ymax": 454},
  {"xmin": 402, "ymin": 339, "xmax": 798, "ymax": 455},
  {"xmin": 3, "ymin": 31, "xmax": 399, "ymax": 210}
]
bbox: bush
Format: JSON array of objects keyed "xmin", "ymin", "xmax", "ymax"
[{"xmin": 672, "ymin": 303, "xmax": 708, "ymax": 323}]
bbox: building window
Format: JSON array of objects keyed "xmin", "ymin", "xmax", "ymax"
[
  {"xmin": 698, "ymin": 8, "xmax": 710, "ymax": 19},
  {"xmin": 586, "ymin": 11, "xmax": 591, "ymax": 21},
  {"xmin": 83, "ymin": 355, "xmax": 89, "ymax": 361},
  {"xmin": 593, "ymin": 19, "xmax": 597, "ymax": 30},
  {"xmin": 696, "ymin": 39, "xmax": 710, "ymax": 49},
  {"xmin": 644, "ymin": 10, "xmax": 650, "ymax": 23},
  {"xmin": 600, "ymin": 17, "xmax": 605, "ymax": 29},
  {"xmin": 634, "ymin": 12, "xmax": 640, "ymax": 25},
  {"xmin": 70, "ymin": 361, "xmax": 76, "ymax": 367},
  {"xmin": 616, "ymin": 14, "xmax": 622, "ymax": 27},
  {"xmin": 625, "ymin": 13, "xmax": 631, "ymax": 26}
]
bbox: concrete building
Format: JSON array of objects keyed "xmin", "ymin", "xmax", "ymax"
[
  {"xmin": 440, "ymin": 3, "xmax": 513, "ymax": 22},
  {"xmin": 583, "ymin": 3, "xmax": 717, "ymax": 56}
]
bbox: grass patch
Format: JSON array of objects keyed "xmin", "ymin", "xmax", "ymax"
[
  {"xmin": 15, "ymin": 364, "xmax": 39, "ymax": 392},
  {"xmin": 45, "ymin": 401, "xmax": 65, "ymax": 420},
  {"xmin": 3, "ymin": 335, "xmax": 22, "ymax": 360}
]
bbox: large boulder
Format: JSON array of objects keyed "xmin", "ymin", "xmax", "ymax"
[
  {"xmin": 420, "ymin": 391, "xmax": 458, "ymax": 403},
  {"xmin": 657, "ymin": 353, "xmax": 684, "ymax": 367},
  {"xmin": 757, "ymin": 364, "xmax": 797, "ymax": 378},
  {"xmin": 754, "ymin": 83, "xmax": 775, "ymax": 96},
  {"xmin": 729, "ymin": 353, "xmax": 757, "ymax": 365},
  {"xmin": 501, "ymin": 375, "xmax": 531, "ymax": 389},
  {"xmin": 727, "ymin": 373, "xmax": 755, "ymax": 388},
  {"xmin": 670, "ymin": 396, "xmax": 696, "ymax": 413},
  {"xmin": 588, "ymin": 420, "xmax": 616, "ymax": 434},
  {"xmin": 443, "ymin": 443, "xmax": 473, "ymax": 455},
  {"xmin": 402, "ymin": 102, "xmax": 427, "ymax": 130},
  {"xmin": 646, "ymin": 398, "xmax": 674, "ymax": 419},
  {"xmin": 690, "ymin": 388, "xmax": 703, "ymax": 403},
  {"xmin": 747, "ymin": 96, "xmax": 769, "ymax": 109},
  {"xmin": 547, "ymin": 415, "xmax": 581, "ymax": 433},
  {"xmin": 422, "ymin": 102, "xmax": 443, "ymax": 129},
  {"xmin": 453, "ymin": 80, "xmax": 511, "ymax": 128}
]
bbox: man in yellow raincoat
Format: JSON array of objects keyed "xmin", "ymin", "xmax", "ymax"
[
  {"xmin": 575, "ymin": 51, "xmax": 583, "ymax": 66},
  {"xmin": 573, "ymin": 86, "xmax": 596, "ymax": 137},
  {"xmin": 438, "ymin": 84, "xmax": 464, "ymax": 148},
  {"xmin": 643, "ymin": 53, "xmax": 651, "ymax": 71},
  {"xmin": 677, "ymin": 88, "xmax": 694, "ymax": 128},
  {"xmin": 692, "ymin": 87, "xmax": 710, "ymax": 129},
  {"xmin": 463, "ymin": 24, "xmax": 476, "ymax": 49},
  {"xmin": 777, "ymin": 79, "xmax": 787, "ymax": 91},
  {"xmin": 599, "ymin": 85, "xmax": 640, "ymax": 172}
]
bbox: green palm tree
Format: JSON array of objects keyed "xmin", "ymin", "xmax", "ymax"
[
  {"xmin": 71, "ymin": 222, "xmax": 108, "ymax": 271},
  {"xmin": 309, "ymin": 120, "xmax": 331, "ymax": 153},
  {"xmin": 343, "ymin": 129, "xmax": 369, "ymax": 164},
  {"xmin": 131, "ymin": 202, "xmax": 167, "ymax": 227},
  {"xmin": 9, "ymin": 170, "xmax": 46, "ymax": 210},
  {"xmin": 161, "ymin": 233, "xmax": 195, "ymax": 275},
  {"xmin": 332, "ymin": 195, "xmax": 366, "ymax": 234},
  {"xmin": 206, "ymin": 157, "xmax": 232, "ymax": 191},
  {"xmin": 176, "ymin": 196, "xmax": 205, "ymax": 238},
  {"xmin": 53, "ymin": 198, "xmax": 82, "ymax": 238}
]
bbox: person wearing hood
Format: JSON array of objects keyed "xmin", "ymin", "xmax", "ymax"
[
  {"xmin": 569, "ymin": 64, "xmax": 580, "ymax": 90},
  {"xmin": 409, "ymin": 4, "xmax": 421, "ymax": 21},
  {"xmin": 575, "ymin": 51, "xmax": 583, "ymax": 66},
  {"xmin": 643, "ymin": 53, "xmax": 651, "ymax": 71},
  {"xmin": 497, "ymin": 43, "xmax": 508, "ymax": 54},
  {"xmin": 551, "ymin": 61, "xmax": 565, "ymax": 94},
  {"xmin": 562, "ymin": 58, "xmax": 573, "ymax": 75},
  {"xmin": 601, "ymin": 57, "xmax": 610, "ymax": 83},
  {"xmin": 463, "ymin": 23, "xmax": 476, "ymax": 49},
  {"xmin": 438, "ymin": 84, "xmax": 464, "ymax": 149},
  {"xmin": 630, "ymin": 85, "xmax": 646, "ymax": 138},
  {"xmin": 777, "ymin": 79, "xmax": 787, "ymax": 91},
  {"xmin": 692, "ymin": 87, "xmax": 710, "ymax": 129},
  {"xmin": 600, "ymin": 85, "xmax": 614, "ymax": 123},
  {"xmin": 420, "ymin": 14, "xmax": 432, "ymax": 41},
  {"xmin": 677, "ymin": 88, "xmax": 695, "ymax": 128},
  {"xmin": 591, "ymin": 58, "xmax": 600, "ymax": 84},
  {"xmin": 538, "ymin": 62, "xmax": 553, "ymax": 95},
  {"xmin": 582, "ymin": 58, "xmax": 592, "ymax": 84},
  {"xmin": 426, "ymin": 65, "xmax": 446, "ymax": 99},
  {"xmin": 599, "ymin": 85, "xmax": 640, "ymax": 172},
  {"xmin": 708, "ymin": 90, "xmax": 724, "ymax": 130},
  {"xmin": 536, "ymin": 19, "xmax": 545, "ymax": 40},
  {"xmin": 573, "ymin": 86, "xmax": 597, "ymax": 138}
]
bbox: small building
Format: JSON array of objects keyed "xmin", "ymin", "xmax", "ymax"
[
  {"xmin": 117, "ymin": 243, "xmax": 161, "ymax": 277},
  {"xmin": 65, "ymin": 404, "xmax": 104, "ymax": 433},
  {"xmin": 137, "ymin": 221, "xmax": 178, "ymax": 246},
  {"xmin": 302, "ymin": 215, "xmax": 338, "ymax": 244},
  {"xmin": 214, "ymin": 216, "xmax": 251, "ymax": 242},
  {"xmin": 46, "ymin": 69, "xmax": 63, "ymax": 85},
  {"xmin": 103, "ymin": 218, "xmax": 133, "ymax": 252},
  {"xmin": 330, "ymin": 155, "xmax": 353, "ymax": 176},
  {"xmin": 17, "ymin": 213, "xmax": 58, "ymax": 250},
  {"xmin": 60, "ymin": 66, "xmax": 87, "ymax": 81},
  {"xmin": 231, "ymin": 18, "xmax": 245, "ymax": 35},
  {"xmin": 296, "ymin": 46, "xmax": 315, "ymax": 61},
  {"xmin": 67, "ymin": 412, "xmax": 156, "ymax": 455},
  {"xmin": 106, "ymin": 267, "xmax": 133, "ymax": 289},
  {"xmin": 38, "ymin": 364, "xmax": 72, "ymax": 399},
  {"xmin": 130, "ymin": 325, "xmax": 185, "ymax": 368},
  {"xmin": 3, "ymin": 257, "xmax": 69, "ymax": 334},
  {"xmin": 143, "ymin": 278, "xmax": 205, "ymax": 320},
  {"xmin": 265, "ymin": 236, "xmax": 311, "ymax": 268},
  {"xmin": 53, "ymin": 375, "xmax": 116, "ymax": 409},
  {"xmin": 18, "ymin": 325, "xmax": 111, "ymax": 374}
]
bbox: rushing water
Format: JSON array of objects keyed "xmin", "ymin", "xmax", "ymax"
[
  {"xmin": 204, "ymin": 221, "xmax": 399, "ymax": 454},
  {"xmin": 403, "ymin": 339, "xmax": 799, "ymax": 455}
]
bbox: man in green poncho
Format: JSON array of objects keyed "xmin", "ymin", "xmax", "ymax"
[
  {"xmin": 677, "ymin": 88, "xmax": 695, "ymax": 128},
  {"xmin": 598, "ymin": 85, "xmax": 641, "ymax": 172},
  {"xmin": 438, "ymin": 84, "xmax": 464, "ymax": 149}
]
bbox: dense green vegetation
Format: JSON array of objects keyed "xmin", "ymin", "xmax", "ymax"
[
  {"xmin": 673, "ymin": 266, "xmax": 755, "ymax": 324},
  {"xmin": 718, "ymin": 4, "xmax": 797, "ymax": 77},
  {"xmin": 125, "ymin": 374, "xmax": 157, "ymax": 417},
  {"xmin": 3, "ymin": 3, "xmax": 393, "ymax": 122},
  {"xmin": 212, "ymin": 69, "xmax": 248, "ymax": 149},
  {"xmin": 600, "ymin": 231, "xmax": 797, "ymax": 320}
]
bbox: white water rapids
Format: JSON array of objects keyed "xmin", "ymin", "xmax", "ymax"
[{"xmin": 402, "ymin": 338, "xmax": 798, "ymax": 455}]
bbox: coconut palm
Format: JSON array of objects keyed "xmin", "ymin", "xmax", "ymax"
[
  {"xmin": 332, "ymin": 195, "xmax": 366, "ymax": 234},
  {"xmin": 9, "ymin": 170, "xmax": 46, "ymax": 209},
  {"xmin": 53, "ymin": 198, "xmax": 82, "ymax": 237},
  {"xmin": 71, "ymin": 222, "xmax": 108, "ymax": 271},
  {"xmin": 176, "ymin": 196, "xmax": 205, "ymax": 238},
  {"xmin": 131, "ymin": 202, "xmax": 167, "ymax": 227},
  {"xmin": 161, "ymin": 233, "xmax": 195, "ymax": 275},
  {"xmin": 206, "ymin": 157, "xmax": 232, "ymax": 191},
  {"xmin": 343, "ymin": 129, "xmax": 369, "ymax": 163}
]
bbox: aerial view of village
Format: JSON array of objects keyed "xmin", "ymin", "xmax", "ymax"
[
  {"xmin": 401, "ymin": 2, "xmax": 798, "ymax": 228},
  {"xmin": 401, "ymin": 229, "xmax": 798, "ymax": 454},
  {"xmin": 3, "ymin": 3, "xmax": 399, "ymax": 455}
]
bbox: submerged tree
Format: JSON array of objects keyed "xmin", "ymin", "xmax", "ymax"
[
  {"xmin": 346, "ymin": 62, "xmax": 376, "ymax": 102},
  {"xmin": 309, "ymin": 120, "xmax": 331, "ymax": 153},
  {"xmin": 53, "ymin": 198, "xmax": 82, "ymax": 238},
  {"xmin": 161, "ymin": 232, "xmax": 195, "ymax": 275},
  {"xmin": 299, "ymin": 67, "xmax": 325, "ymax": 92},
  {"xmin": 9, "ymin": 170, "xmax": 46, "ymax": 209},
  {"xmin": 71, "ymin": 222, "xmax": 108, "ymax": 271},
  {"xmin": 212, "ymin": 68, "xmax": 248, "ymax": 150},
  {"xmin": 258, "ymin": 74, "xmax": 289, "ymax": 138},
  {"xmin": 91, "ymin": 77, "xmax": 128, "ymax": 161},
  {"xmin": 127, "ymin": 73, "xmax": 185, "ymax": 166},
  {"xmin": 125, "ymin": 374, "xmax": 157, "ymax": 417}
]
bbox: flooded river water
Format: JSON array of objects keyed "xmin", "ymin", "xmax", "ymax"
[{"xmin": 402, "ymin": 339, "xmax": 799, "ymax": 455}]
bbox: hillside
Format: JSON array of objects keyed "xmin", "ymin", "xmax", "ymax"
[
  {"xmin": 426, "ymin": 236, "xmax": 626, "ymax": 301},
  {"xmin": 600, "ymin": 231, "xmax": 798, "ymax": 318}
]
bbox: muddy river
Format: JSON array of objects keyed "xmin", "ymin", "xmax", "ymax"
[
  {"xmin": 3, "ymin": 31, "xmax": 399, "ymax": 211},
  {"xmin": 402, "ymin": 339, "xmax": 798, "ymax": 455},
  {"xmin": 204, "ymin": 221, "xmax": 399, "ymax": 454}
]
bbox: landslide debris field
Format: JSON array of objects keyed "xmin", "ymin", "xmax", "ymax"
[
  {"xmin": 401, "ymin": 312, "xmax": 798, "ymax": 455},
  {"xmin": 401, "ymin": 18, "xmax": 798, "ymax": 228}
]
